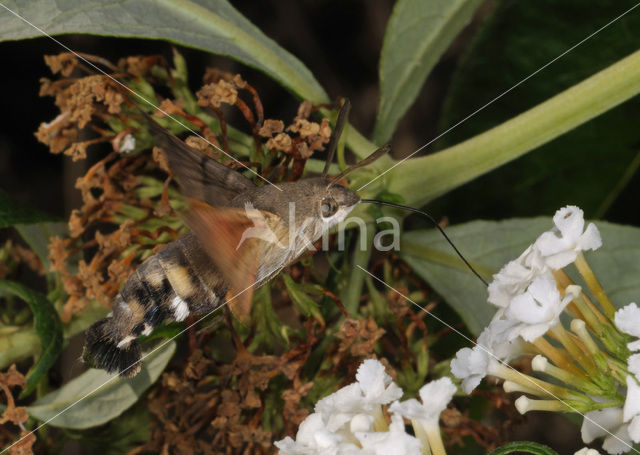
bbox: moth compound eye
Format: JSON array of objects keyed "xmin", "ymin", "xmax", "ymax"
[{"xmin": 321, "ymin": 197, "xmax": 338, "ymax": 218}]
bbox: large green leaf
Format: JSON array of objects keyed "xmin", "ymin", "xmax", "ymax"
[
  {"xmin": 0, "ymin": 280, "xmax": 62, "ymax": 397},
  {"xmin": 373, "ymin": 0, "xmax": 482, "ymax": 144},
  {"xmin": 432, "ymin": 0, "xmax": 640, "ymax": 222},
  {"xmin": 0, "ymin": 0, "xmax": 327, "ymax": 103},
  {"xmin": 400, "ymin": 219, "xmax": 640, "ymax": 335},
  {"xmin": 27, "ymin": 341, "xmax": 175, "ymax": 429}
]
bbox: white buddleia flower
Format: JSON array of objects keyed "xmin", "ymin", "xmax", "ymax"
[
  {"xmin": 581, "ymin": 407, "xmax": 632, "ymax": 455},
  {"xmin": 504, "ymin": 273, "xmax": 580, "ymax": 342},
  {"xmin": 315, "ymin": 359, "xmax": 402, "ymax": 433},
  {"xmin": 488, "ymin": 244, "xmax": 548, "ymax": 308},
  {"xmin": 354, "ymin": 413, "xmax": 422, "ymax": 455},
  {"xmin": 535, "ymin": 205, "xmax": 602, "ymax": 269}
]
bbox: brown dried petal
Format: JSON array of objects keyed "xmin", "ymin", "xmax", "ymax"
[
  {"xmin": 196, "ymin": 80, "xmax": 237, "ymax": 108},
  {"xmin": 0, "ymin": 365, "xmax": 26, "ymax": 389},
  {"xmin": 266, "ymin": 133, "xmax": 291, "ymax": 152},
  {"xmin": 258, "ymin": 119, "xmax": 284, "ymax": 137},
  {"xmin": 77, "ymin": 260, "xmax": 103, "ymax": 296},
  {"xmin": 107, "ymin": 258, "xmax": 135, "ymax": 284},
  {"xmin": 157, "ymin": 98, "xmax": 185, "ymax": 116},
  {"xmin": 319, "ymin": 117, "xmax": 331, "ymax": 139},
  {"xmin": 48, "ymin": 236, "xmax": 70, "ymax": 274},
  {"xmin": 0, "ymin": 406, "xmax": 28, "ymax": 426},
  {"xmin": 295, "ymin": 142, "xmax": 312, "ymax": 159},
  {"xmin": 44, "ymin": 53, "xmax": 78, "ymax": 76},
  {"xmin": 61, "ymin": 275, "xmax": 83, "ymax": 297},
  {"xmin": 68, "ymin": 209, "xmax": 84, "ymax": 237},
  {"xmin": 232, "ymin": 74, "xmax": 247, "ymax": 89},
  {"xmin": 153, "ymin": 147, "xmax": 170, "ymax": 173},
  {"xmin": 65, "ymin": 75, "xmax": 109, "ymax": 128},
  {"xmin": 104, "ymin": 87, "xmax": 124, "ymax": 114},
  {"xmin": 184, "ymin": 350, "xmax": 210, "ymax": 380},
  {"xmin": 299, "ymin": 120, "xmax": 320, "ymax": 138},
  {"xmin": 38, "ymin": 77, "xmax": 55, "ymax": 97},
  {"xmin": 118, "ymin": 56, "xmax": 153, "ymax": 78},
  {"xmin": 36, "ymin": 124, "xmax": 78, "ymax": 156},
  {"xmin": 64, "ymin": 141, "xmax": 88, "ymax": 161},
  {"xmin": 184, "ymin": 136, "xmax": 220, "ymax": 160}
]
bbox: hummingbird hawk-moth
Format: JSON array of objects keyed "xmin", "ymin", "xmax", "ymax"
[{"xmin": 83, "ymin": 100, "xmax": 390, "ymax": 377}]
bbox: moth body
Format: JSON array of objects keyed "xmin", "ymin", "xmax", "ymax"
[{"xmin": 83, "ymin": 101, "xmax": 384, "ymax": 376}]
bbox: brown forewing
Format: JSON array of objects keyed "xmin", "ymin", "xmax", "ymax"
[{"xmin": 182, "ymin": 199, "xmax": 288, "ymax": 322}]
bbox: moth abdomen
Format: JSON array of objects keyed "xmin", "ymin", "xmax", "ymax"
[
  {"xmin": 83, "ymin": 234, "xmax": 229, "ymax": 376},
  {"xmin": 83, "ymin": 317, "xmax": 142, "ymax": 377}
]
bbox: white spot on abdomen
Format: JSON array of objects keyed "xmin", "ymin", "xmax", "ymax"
[
  {"xmin": 170, "ymin": 296, "xmax": 190, "ymax": 322},
  {"xmin": 117, "ymin": 335, "xmax": 135, "ymax": 349}
]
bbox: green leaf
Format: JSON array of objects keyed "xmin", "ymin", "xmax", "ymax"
[
  {"xmin": 27, "ymin": 341, "xmax": 175, "ymax": 429},
  {"xmin": 489, "ymin": 441, "xmax": 558, "ymax": 455},
  {"xmin": 432, "ymin": 0, "xmax": 640, "ymax": 221},
  {"xmin": 374, "ymin": 0, "xmax": 483, "ymax": 144},
  {"xmin": 0, "ymin": 188, "xmax": 57, "ymax": 228},
  {"xmin": 251, "ymin": 284, "xmax": 289, "ymax": 347},
  {"xmin": 66, "ymin": 404, "xmax": 150, "ymax": 455},
  {"xmin": 0, "ymin": 0, "xmax": 326, "ymax": 104},
  {"xmin": 282, "ymin": 274, "xmax": 324, "ymax": 325},
  {"xmin": 15, "ymin": 221, "xmax": 67, "ymax": 271},
  {"xmin": 400, "ymin": 219, "xmax": 640, "ymax": 335},
  {"xmin": 0, "ymin": 280, "xmax": 62, "ymax": 398}
]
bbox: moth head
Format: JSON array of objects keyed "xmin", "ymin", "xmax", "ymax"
[{"xmin": 318, "ymin": 180, "xmax": 361, "ymax": 227}]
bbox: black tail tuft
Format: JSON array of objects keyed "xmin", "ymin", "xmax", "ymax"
[{"xmin": 83, "ymin": 318, "xmax": 142, "ymax": 377}]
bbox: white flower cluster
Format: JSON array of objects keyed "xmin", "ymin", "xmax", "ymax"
[
  {"xmin": 449, "ymin": 205, "xmax": 640, "ymax": 454},
  {"xmin": 452, "ymin": 205, "xmax": 599, "ymax": 393},
  {"xmin": 581, "ymin": 303, "xmax": 640, "ymax": 454},
  {"xmin": 275, "ymin": 359, "xmax": 456, "ymax": 455}
]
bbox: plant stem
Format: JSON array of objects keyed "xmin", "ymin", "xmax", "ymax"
[
  {"xmin": 341, "ymin": 224, "xmax": 376, "ymax": 314},
  {"xmin": 382, "ymin": 49, "xmax": 640, "ymax": 208}
]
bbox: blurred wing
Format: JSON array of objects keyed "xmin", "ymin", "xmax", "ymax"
[
  {"xmin": 183, "ymin": 199, "xmax": 287, "ymax": 322},
  {"xmin": 143, "ymin": 112, "xmax": 256, "ymax": 205}
]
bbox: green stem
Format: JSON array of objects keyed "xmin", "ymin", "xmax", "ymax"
[
  {"xmin": 341, "ymin": 223, "xmax": 376, "ymax": 314},
  {"xmin": 382, "ymin": 49, "xmax": 640, "ymax": 207}
]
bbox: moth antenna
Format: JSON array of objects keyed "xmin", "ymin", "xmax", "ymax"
[
  {"xmin": 328, "ymin": 145, "xmax": 391, "ymax": 186},
  {"xmin": 360, "ymin": 200, "xmax": 489, "ymax": 287},
  {"xmin": 322, "ymin": 98, "xmax": 351, "ymax": 178}
]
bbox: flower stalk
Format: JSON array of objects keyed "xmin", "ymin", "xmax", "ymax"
[{"xmin": 574, "ymin": 252, "xmax": 616, "ymax": 318}]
